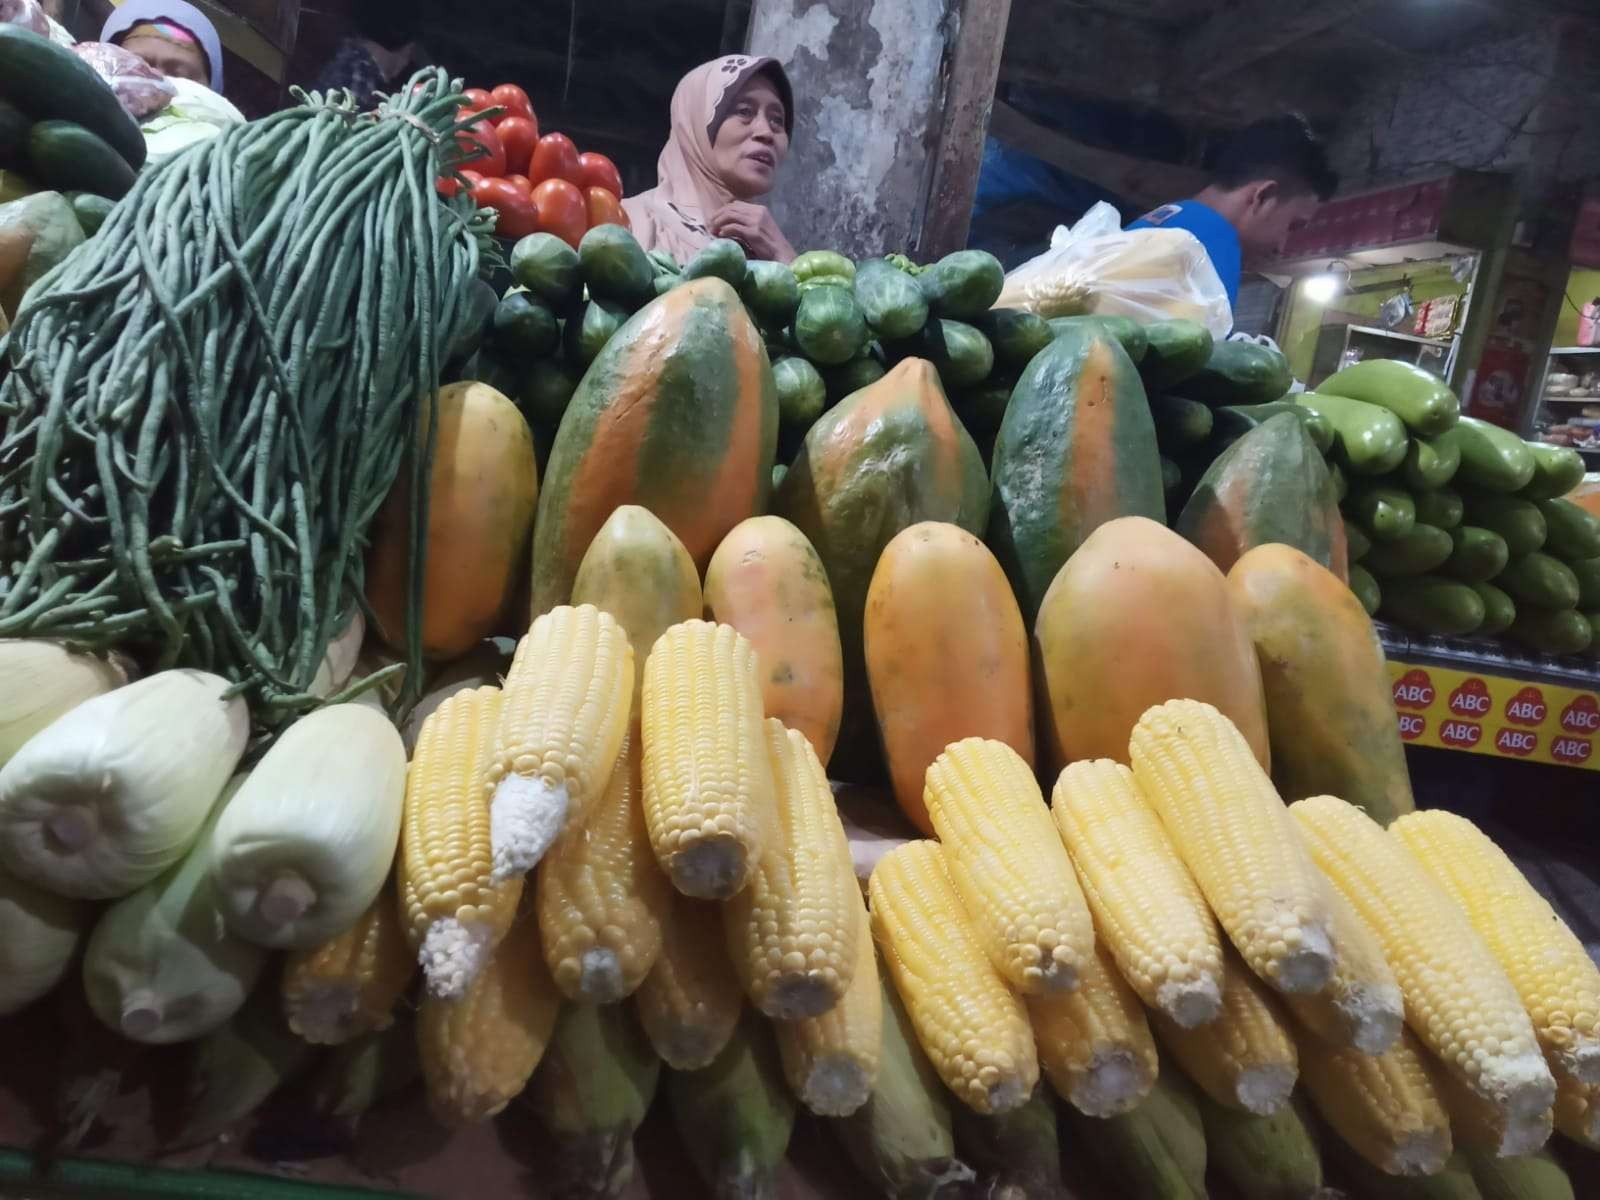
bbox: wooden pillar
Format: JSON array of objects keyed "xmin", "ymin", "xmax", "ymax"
[{"xmin": 747, "ymin": 0, "xmax": 1009, "ymax": 260}]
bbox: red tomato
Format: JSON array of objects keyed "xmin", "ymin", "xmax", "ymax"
[
  {"xmin": 578, "ymin": 152, "xmax": 623, "ymax": 198},
  {"xmin": 532, "ymin": 178, "xmax": 587, "ymax": 248},
  {"xmin": 585, "ymin": 186, "xmax": 626, "ymax": 230},
  {"xmin": 528, "ymin": 133, "xmax": 582, "ymax": 186},
  {"xmin": 473, "ymin": 177, "xmax": 540, "ymax": 239},
  {"xmin": 459, "ymin": 169, "xmax": 485, "ymax": 187},
  {"xmin": 461, "ymin": 87, "xmax": 493, "ymax": 111},
  {"xmin": 506, "ymin": 173, "xmax": 533, "ymax": 197},
  {"xmin": 490, "ymin": 83, "xmax": 535, "ymax": 123},
  {"xmin": 456, "ymin": 118, "xmax": 506, "ymax": 179},
  {"xmin": 436, "ymin": 175, "xmax": 460, "ymax": 198},
  {"xmin": 496, "ymin": 116, "xmax": 539, "ymax": 177}
]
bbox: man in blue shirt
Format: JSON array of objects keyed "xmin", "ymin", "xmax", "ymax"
[{"xmin": 1129, "ymin": 114, "xmax": 1337, "ymax": 310}]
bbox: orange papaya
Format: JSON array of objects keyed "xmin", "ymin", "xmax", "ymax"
[
  {"xmin": 365, "ymin": 381, "xmax": 537, "ymax": 659},
  {"xmin": 864, "ymin": 522, "xmax": 1032, "ymax": 834},
  {"xmin": 1226, "ymin": 544, "xmax": 1414, "ymax": 825},
  {"xmin": 529, "ymin": 277, "xmax": 779, "ymax": 615},
  {"xmin": 703, "ymin": 516, "xmax": 844, "ymax": 766},
  {"xmin": 1034, "ymin": 516, "xmax": 1268, "ymax": 771}
]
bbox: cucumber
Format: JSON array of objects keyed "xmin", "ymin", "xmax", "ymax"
[
  {"xmin": 1405, "ymin": 433, "xmax": 1461, "ymax": 490},
  {"xmin": 510, "ymin": 233, "xmax": 582, "ymax": 307},
  {"xmin": 518, "ymin": 358, "xmax": 581, "ymax": 426},
  {"xmin": 1465, "ymin": 1146, "xmax": 1575, "ymax": 1200},
  {"xmin": 1571, "ymin": 557, "xmax": 1600, "ymax": 608},
  {"xmin": 790, "ymin": 249, "xmax": 854, "ymax": 282},
  {"xmin": 799, "ymin": 272, "xmax": 854, "ymax": 291},
  {"xmin": 1150, "ymin": 395, "xmax": 1213, "ymax": 451},
  {"xmin": 917, "ymin": 318, "xmax": 993, "ymax": 389},
  {"xmin": 1450, "ymin": 417, "xmax": 1536, "ymax": 493},
  {"xmin": 0, "ymin": 96, "xmax": 27, "ymax": 168},
  {"xmin": 562, "ymin": 296, "xmax": 629, "ymax": 366},
  {"xmin": 918, "ymin": 249, "xmax": 1004, "ymax": 319},
  {"xmin": 1198, "ymin": 1094, "xmax": 1324, "ymax": 1200},
  {"xmin": 1379, "ymin": 576, "xmax": 1486, "ymax": 636},
  {"xmin": 1329, "ymin": 461, "xmax": 1348, "ymax": 502},
  {"xmin": 1520, "ymin": 442, "xmax": 1587, "ymax": 501},
  {"xmin": 1296, "ymin": 392, "xmax": 1408, "ymax": 476},
  {"xmin": 0, "ymin": 25, "xmax": 145, "ymax": 169},
  {"xmin": 1139, "ymin": 318, "xmax": 1213, "ymax": 390},
  {"xmin": 1213, "ymin": 402, "xmax": 1333, "ymax": 453},
  {"xmin": 1462, "ymin": 493, "xmax": 1546, "ymax": 557},
  {"xmin": 974, "ymin": 307, "xmax": 1051, "ymax": 370},
  {"xmin": 1346, "ymin": 522, "xmax": 1372, "ymax": 562},
  {"xmin": 67, "ymin": 190, "xmax": 113, "ymax": 237},
  {"xmin": 648, "ymin": 248, "xmax": 682, "ymax": 276},
  {"xmin": 793, "ymin": 283, "xmax": 869, "ymax": 365},
  {"xmin": 652, "ymin": 272, "xmax": 678, "ymax": 297},
  {"xmin": 26, "ymin": 119, "xmax": 136, "ymax": 199},
  {"xmin": 1349, "ymin": 564, "xmax": 1381, "ymax": 615},
  {"xmin": 1508, "ymin": 608, "xmax": 1592, "ymax": 656},
  {"xmin": 1536, "ymin": 498, "xmax": 1600, "ymax": 559},
  {"xmin": 1414, "ymin": 489, "xmax": 1463, "ymax": 530},
  {"xmin": 577, "ymin": 223, "xmax": 654, "ymax": 307},
  {"xmin": 1181, "ymin": 339, "xmax": 1292, "ymax": 404},
  {"xmin": 1362, "ymin": 523, "xmax": 1454, "ymax": 576},
  {"xmin": 853, "ymin": 258, "xmax": 929, "ymax": 340},
  {"xmin": 819, "ymin": 352, "xmax": 886, "ymax": 402},
  {"xmin": 682, "ymin": 237, "xmax": 749, "ymax": 288},
  {"xmin": 1067, "ymin": 1068, "xmax": 1207, "ymax": 1200},
  {"xmin": 741, "ymin": 260, "xmax": 800, "ymax": 325},
  {"xmin": 1471, "ymin": 582, "xmax": 1516, "ymax": 636},
  {"xmin": 493, "ymin": 290, "xmax": 559, "ymax": 357},
  {"xmin": 1320, "ymin": 358, "xmax": 1460, "ymax": 436},
  {"xmin": 1345, "ymin": 482, "xmax": 1415, "ymax": 542},
  {"xmin": 772, "ymin": 355, "xmax": 827, "ymax": 426},
  {"xmin": 1499, "ymin": 553, "xmax": 1580, "ymax": 610},
  {"xmin": 1441, "ymin": 526, "xmax": 1509, "ymax": 584},
  {"xmin": 1050, "ymin": 314, "xmax": 1147, "ymax": 363}
]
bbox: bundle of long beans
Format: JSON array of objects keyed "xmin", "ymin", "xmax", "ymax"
[{"xmin": 0, "ymin": 70, "xmax": 495, "ymax": 733}]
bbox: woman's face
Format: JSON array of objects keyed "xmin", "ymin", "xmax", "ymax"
[
  {"xmin": 120, "ymin": 33, "xmax": 208, "ymax": 85},
  {"xmin": 711, "ymin": 76, "xmax": 788, "ymax": 199}
]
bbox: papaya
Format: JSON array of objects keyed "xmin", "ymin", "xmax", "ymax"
[
  {"xmin": 863, "ymin": 522, "xmax": 1032, "ymax": 834},
  {"xmin": 1176, "ymin": 413, "xmax": 1346, "ymax": 580},
  {"xmin": 1226, "ymin": 544, "xmax": 1414, "ymax": 825},
  {"xmin": 703, "ymin": 516, "xmax": 844, "ymax": 766},
  {"xmin": 1034, "ymin": 517, "xmax": 1269, "ymax": 772},
  {"xmin": 570, "ymin": 505, "xmax": 702, "ymax": 713},
  {"xmin": 988, "ymin": 324, "xmax": 1164, "ymax": 624},
  {"xmin": 366, "ymin": 382, "xmax": 538, "ymax": 659},
  {"xmin": 529, "ymin": 278, "xmax": 779, "ymax": 614}
]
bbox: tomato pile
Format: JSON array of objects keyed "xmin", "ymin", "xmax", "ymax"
[{"xmin": 438, "ymin": 83, "xmax": 627, "ymax": 247}]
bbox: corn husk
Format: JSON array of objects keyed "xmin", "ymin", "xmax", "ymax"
[
  {"xmin": 0, "ymin": 859, "xmax": 90, "ymax": 1015},
  {"xmin": 0, "ymin": 639, "xmax": 129, "ymax": 770}
]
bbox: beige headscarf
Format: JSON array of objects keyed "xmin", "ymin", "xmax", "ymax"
[{"xmin": 623, "ymin": 55, "xmax": 794, "ymax": 265}]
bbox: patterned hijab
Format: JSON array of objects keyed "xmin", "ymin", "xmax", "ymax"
[
  {"xmin": 622, "ymin": 54, "xmax": 794, "ymax": 264},
  {"xmin": 100, "ymin": 0, "xmax": 224, "ymax": 92}
]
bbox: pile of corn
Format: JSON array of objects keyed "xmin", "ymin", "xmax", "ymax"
[{"xmin": 2, "ymin": 599, "xmax": 1599, "ymax": 1198}]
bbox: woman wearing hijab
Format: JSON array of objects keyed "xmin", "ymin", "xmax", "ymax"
[
  {"xmin": 624, "ymin": 55, "xmax": 796, "ymax": 265},
  {"xmin": 99, "ymin": 0, "xmax": 224, "ymax": 93}
]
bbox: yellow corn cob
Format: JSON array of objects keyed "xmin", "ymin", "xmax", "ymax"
[
  {"xmin": 1027, "ymin": 937, "xmax": 1157, "ymax": 1118},
  {"xmin": 536, "ymin": 731, "xmax": 670, "ymax": 1003},
  {"xmin": 281, "ymin": 883, "xmax": 413, "ymax": 1045},
  {"xmin": 922, "ymin": 738, "xmax": 1094, "ymax": 995},
  {"xmin": 489, "ymin": 605, "xmax": 633, "ymax": 882},
  {"xmin": 1298, "ymin": 1027, "xmax": 1451, "ymax": 1176},
  {"xmin": 640, "ymin": 620, "xmax": 774, "ymax": 900},
  {"xmin": 1282, "ymin": 879, "xmax": 1404, "ymax": 1056},
  {"xmin": 635, "ymin": 893, "xmax": 743, "ymax": 1070},
  {"xmin": 1431, "ymin": 1052, "xmax": 1552, "ymax": 1157},
  {"xmin": 416, "ymin": 912, "xmax": 559, "ymax": 1125},
  {"xmin": 725, "ymin": 719, "xmax": 860, "ymax": 1018},
  {"xmin": 775, "ymin": 897, "xmax": 883, "ymax": 1117},
  {"xmin": 1291, "ymin": 795, "xmax": 1554, "ymax": 1122},
  {"xmin": 1393, "ymin": 809, "xmax": 1600, "ymax": 1087},
  {"xmin": 400, "ymin": 686, "xmax": 524, "ymax": 1000},
  {"xmin": 1555, "ymin": 1074, "xmax": 1600, "ymax": 1150},
  {"xmin": 1128, "ymin": 700, "xmax": 1335, "ymax": 996},
  {"xmin": 1050, "ymin": 759, "xmax": 1224, "ymax": 1026},
  {"xmin": 1152, "ymin": 949, "xmax": 1298, "ymax": 1116},
  {"xmin": 868, "ymin": 840, "xmax": 1038, "ymax": 1115}
]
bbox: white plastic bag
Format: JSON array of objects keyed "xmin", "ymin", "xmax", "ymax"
[
  {"xmin": 994, "ymin": 201, "xmax": 1233, "ymax": 338},
  {"xmin": 72, "ymin": 42, "xmax": 176, "ymax": 120}
]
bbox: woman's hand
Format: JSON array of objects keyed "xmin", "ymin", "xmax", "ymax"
[{"xmin": 710, "ymin": 201, "xmax": 795, "ymax": 263}]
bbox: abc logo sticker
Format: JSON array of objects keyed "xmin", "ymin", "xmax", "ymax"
[
  {"xmin": 1561, "ymin": 695, "xmax": 1600, "ymax": 735},
  {"xmin": 1440, "ymin": 720, "xmax": 1481, "ymax": 748},
  {"xmin": 1393, "ymin": 669, "xmax": 1434, "ymax": 710},
  {"xmin": 1504, "ymin": 686, "xmax": 1547, "ymax": 727},
  {"xmin": 1397, "ymin": 712, "xmax": 1426, "ymax": 741},
  {"xmin": 1552, "ymin": 737, "xmax": 1592, "ymax": 765},
  {"xmin": 1448, "ymin": 678, "xmax": 1491, "ymax": 718},
  {"xmin": 1495, "ymin": 727, "xmax": 1539, "ymax": 757}
]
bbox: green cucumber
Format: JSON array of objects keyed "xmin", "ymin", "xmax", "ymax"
[
  {"xmin": 1414, "ymin": 489, "xmax": 1464, "ymax": 530},
  {"xmin": 741, "ymin": 260, "xmax": 801, "ymax": 326},
  {"xmin": 819, "ymin": 352, "xmax": 887, "ymax": 402},
  {"xmin": 67, "ymin": 191, "xmax": 113, "ymax": 237},
  {"xmin": 1536, "ymin": 498, "xmax": 1600, "ymax": 559},
  {"xmin": 1465, "ymin": 1146, "xmax": 1575, "ymax": 1200},
  {"xmin": 681, "ymin": 237, "xmax": 748, "ymax": 288},
  {"xmin": 1379, "ymin": 576, "xmax": 1486, "ymax": 636},
  {"xmin": 1212, "ymin": 401, "xmax": 1333, "ymax": 453},
  {"xmin": 1450, "ymin": 417, "xmax": 1535, "ymax": 493},
  {"xmin": 1150, "ymin": 395, "xmax": 1213, "ymax": 451},
  {"xmin": 918, "ymin": 318, "xmax": 994, "ymax": 389},
  {"xmin": 1346, "ymin": 522, "xmax": 1372, "ymax": 562},
  {"xmin": 790, "ymin": 249, "xmax": 854, "ymax": 282},
  {"xmin": 511, "ymin": 233, "xmax": 582, "ymax": 307},
  {"xmin": 1571, "ymin": 557, "xmax": 1600, "ymax": 608},
  {"xmin": 1362, "ymin": 523, "xmax": 1454, "ymax": 576},
  {"xmin": 974, "ymin": 307, "xmax": 1052, "ymax": 370},
  {"xmin": 0, "ymin": 25, "xmax": 145, "ymax": 169},
  {"xmin": 1139, "ymin": 319, "xmax": 1213, "ymax": 390},
  {"xmin": 772, "ymin": 356, "xmax": 827, "ymax": 426},
  {"xmin": 1519, "ymin": 442, "xmax": 1587, "ymax": 500},
  {"xmin": 1349, "ymin": 564, "xmax": 1381, "ymax": 615},
  {"xmin": 1049, "ymin": 314, "xmax": 1148, "ymax": 363},
  {"xmin": 1345, "ymin": 482, "xmax": 1415, "ymax": 542},
  {"xmin": 518, "ymin": 358, "xmax": 581, "ymax": 426},
  {"xmin": 1181, "ymin": 339, "xmax": 1292, "ymax": 404},
  {"xmin": 793, "ymin": 283, "xmax": 870, "ymax": 365},
  {"xmin": 0, "ymin": 96, "xmax": 28, "ymax": 169},
  {"xmin": 577, "ymin": 223, "xmax": 654, "ymax": 307},
  {"xmin": 1471, "ymin": 582, "xmax": 1516, "ymax": 636},
  {"xmin": 1508, "ymin": 608, "xmax": 1592, "ymax": 656},
  {"xmin": 1329, "ymin": 461, "xmax": 1348, "ymax": 502},
  {"xmin": 1296, "ymin": 392, "xmax": 1408, "ymax": 476},
  {"xmin": 1499, "ymin": 553, "xmax": 1580, "ymax": 610},
  {"xmin": 26, "ymin": 119, "xmax": 136, "ymax": 199},
  {"xmin": 648, "ymin": 248, "xmax": 682, "ymax": 276},
  {"xmin": 918, "ymin": 249, "xmax": 1004, "ymax": 319},
  {"xmin": 1320, "ymin": 358, "xmax": 1460, "ymax": 436},
  {"xmin": 493, "ymin": 291, "xmax": 559, "ymax": 357},
  {"xmin": 562, "ymin": 296, "xmax": 629, "ymax": 366},
  {"xmin": 1442, "ymin": 526, "xmax": 1510, "ymax": 584},
  {"xmin": 799, "ymin": 272, "xmax": 854, "ymax": 291},
  {"xmin": 853, "ymin": 258, "xmax": 929, "ymax": 340},
  {"xmin": 1405, "ymin": 434, "xmax": 1461, "ymax": 490},
  {"xmin": 1462, "ymin": 493, "xmax": 1546, "ymax": 557}
]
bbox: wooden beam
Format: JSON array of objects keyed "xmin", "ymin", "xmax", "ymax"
[
  {"xmin": 987, "ymin": 100, "xmax": 1205, "ymax": 209},
  {"xmin": 921, "ymin": 0, "xmax": 1013, "ymax": 258},
  {"xmin": 1180, "ymin": 0, "xmax": 1380, "ymax": 84}
]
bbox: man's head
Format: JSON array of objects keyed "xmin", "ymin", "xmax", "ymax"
[{"xmin": 1201, "ymin": 114, "xmax": 1337, "ymax": 261}]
